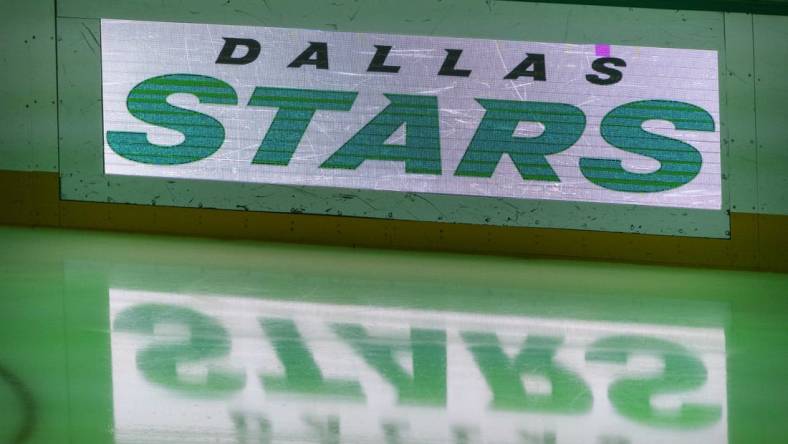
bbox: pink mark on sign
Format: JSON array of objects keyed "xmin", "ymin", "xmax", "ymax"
[{"xmin": 595, "ymin": 44, "xmax": 611, "ymax": 57}]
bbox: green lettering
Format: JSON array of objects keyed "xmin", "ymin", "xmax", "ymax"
[
  {"xmin": 248, "ymin": 87, "xmax": 357, "ymax": 165},
  {"xmin": 321, "ymin": 94, "xmax": 442, "ymax": 174},
  {"xmin": 113, "ymin": 303, "xmax": 245, "ymax": 396},
  {"xmin": 586, "ymin": 335, "xmax": 722, "ymax": 428},
  {"xmin": 580, "ymin": 100, "xmax": 714, "ymax": 192},
  {"xmin": 461, "ymin": 333, "xmax": 592, "ymax": 413},
  {"xmin": 260, "ymin": 318, "xmax": 363, "ymax": 398},
  {"xmin": 454, "ymin": 99, "xmax": 585, "ymax": 181},
  {"xmin": 333, "ymin": 324, "xmax": 446, "ymax": 405},
  {"xmin": 106, "ymin": 74, "xmax": 237, "ymax": 165}
]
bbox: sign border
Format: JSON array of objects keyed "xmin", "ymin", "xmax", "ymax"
[{"xmin": 57, "ymin": 15, "xmax": 731, "ymax": 238}]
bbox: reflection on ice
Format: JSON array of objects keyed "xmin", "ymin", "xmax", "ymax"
[{"xmin": 110, "ymin": 289, "xmax": 726, "ymax": 444}]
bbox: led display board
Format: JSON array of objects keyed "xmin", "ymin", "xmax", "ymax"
[
  {"xmin": 101, "ymin": 19, "xmax": 721, "ymax": 211},
  {"xmin": 110, "ymin": 288, "xmax": 727, "ymax": 443}
]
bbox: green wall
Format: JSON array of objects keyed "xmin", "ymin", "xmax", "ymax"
[
  {"xmin": 0, "ymin": 0, "xmax": 786, "ymax": 216},
  {"xmin": 525, "ymin": 0, "xmax": 788, "ymax": 14},
  {"xmin": 0, "ymin": 1, "xmax": 57, "ymax": 172}
]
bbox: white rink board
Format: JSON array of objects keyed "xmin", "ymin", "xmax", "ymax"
[{"xmin": 101, "ymin": 19, "xmax": 721, "ymax": 210}]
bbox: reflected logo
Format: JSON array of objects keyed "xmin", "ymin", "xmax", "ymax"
[{"xmin": 109, "ymin": 289, "xmax": 727, "ymax": 443}]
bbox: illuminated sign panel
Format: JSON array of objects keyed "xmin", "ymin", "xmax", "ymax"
[
  {"xmin": 102, "ymin": 19, "xmax": 720, "ymax": 210},
  {"xmin": 110, "ymin": 289, "xmax": 727, "ymax": 443}
]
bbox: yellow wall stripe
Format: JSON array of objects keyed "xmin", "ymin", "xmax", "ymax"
[{"xmin": 1, "ymin": 169, "xmax": 785, "ymax": 272}]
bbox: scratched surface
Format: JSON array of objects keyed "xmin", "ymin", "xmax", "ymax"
[
  {"xmin": 1, "ymin": 225, "xmax": 788, "ymax": 442},
  {"xmin": 56, "ymin": 0, "xmax": 733, "ymax": 237},
  {"xmin": 100, "ymin": 20, "xmax": 722, "ymax": 210}
]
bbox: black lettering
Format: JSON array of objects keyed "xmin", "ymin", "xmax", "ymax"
[
  {"xmin": 586, "ymin": 57, "xmax": 626, "ymax": 85},
  {"xmin": 438, "ymin": 49, "xmax": 472, "ymax": 77},
  {"xmin": 288, "ymin": 42, "xmax": 330, "ymax": 70},
  {"xmin": 216, "ymin": 37, "xmax": 261, "ymax": 65},
  {"xmin": 367, "ymin": 45, "xmax": 401, "ymax": 73},
  {"xmin": 503, "ymin": 53, "xmax": 546, "ymax": 81}
]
